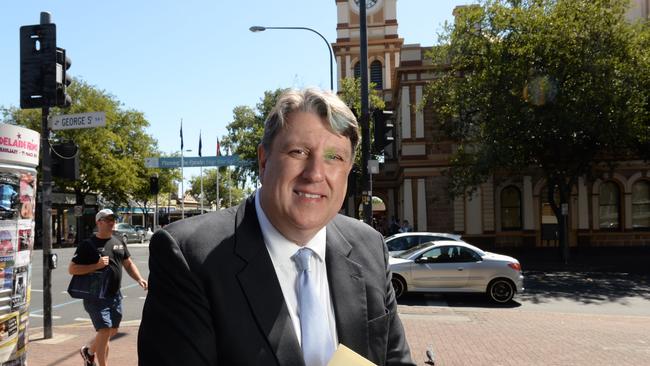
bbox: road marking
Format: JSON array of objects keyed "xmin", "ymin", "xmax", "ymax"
[
  {"xmin": 74, "ymin": 318, "xmax": 92, "ymax": 322},
  {"xmin": 29, "ymin": 314, "xmax": 61, "ymax": 319},
  {"xmin": 31, "ymin": 289, "xmax": 44, "ymax": 292},
  {"xmin": 31, "ymin": 283, "xmax": 141, "ymax": 314},
  {"xmin": 139, "ymin": 297, "xmax": 146, "ymax": 300}
]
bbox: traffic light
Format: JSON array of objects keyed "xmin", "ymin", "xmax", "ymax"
[
  {"xmin": 19, "ymin": 20, "xmax": 71, "ymax": 109},
  {"xmin": 372, "ymin": 109, "xmax": 394, "ymax": 154},
  {"xmin": 54, "ymin": 47, "xmax": 72, "ymax": 107},
  {"xmin": 149, "ymin": 176, "xmax": 160, "ymax": 195},
  {"xmin": 51, "ymin": 142, "xmax": 79, "ymax": 180},
  {"xmin": 20, "ymin": 23, "xmax": 57, "ymax": 109}
]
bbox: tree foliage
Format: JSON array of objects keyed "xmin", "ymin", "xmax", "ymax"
[
  {"xmin": 424, "ymin": 0, "xmax": 650, "ymax": 259},
  {"xmin": 221, "ymin": 88, "xmax": 286, "ymax": 184},
  {"xmin": 1, "ymin": 78, "xmax": 171, "ymax": 206},
  {"xmin": 187, "ymin": 168, "xmax": 250, "ymax": 208},
  {"xmin": 426, "ymin": 0, "xmax": 649, "ymax": 200}
]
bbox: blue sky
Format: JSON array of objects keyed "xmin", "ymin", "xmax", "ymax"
[{"xmin": 1, "ymin": 0, "xmax": 475, "ymax": 185}]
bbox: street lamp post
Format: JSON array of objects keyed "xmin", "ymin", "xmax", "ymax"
[{"xmin": 249, "ymin": 25, "xmax": 334, "ymax": 91}]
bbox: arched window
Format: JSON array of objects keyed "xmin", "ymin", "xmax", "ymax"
[
  {"xmin": 632, "ymin": 180, "xmax": 650, "ymax": 229},
  {"xmin": 501, "ymin": 186, "xmax": 522, "ymax": 230},
  {"xmin": 599, "ymin": 182, "xmax": 620, "ymax": 229},
  {"xmin": 370, "ymin": 60, "xmax": 383, "ymax": 89},
  {"xmin": 353, "ymin": 62, "xmax": 361, "ymax": 79}
]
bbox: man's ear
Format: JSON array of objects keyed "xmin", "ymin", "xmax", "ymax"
[{"xmin": 257, "ymin": 144, "xmax": 267, "ymax": 182}]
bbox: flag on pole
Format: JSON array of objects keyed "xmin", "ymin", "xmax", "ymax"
[
  {"xmin": 216, "ymin": 138, "xmax": 221, "ymax": 157},
  {"xmin": 180, "ymin": 119, "xmax": 184, "ymax": 150},
  {"xmin": 198, "ymin": 131, "xmax": 202, "ymax": 157}
]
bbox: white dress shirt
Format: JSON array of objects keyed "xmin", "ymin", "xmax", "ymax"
[{"xmin": 255, "ymin": 192, "xmax": 338, "ymax": 348}]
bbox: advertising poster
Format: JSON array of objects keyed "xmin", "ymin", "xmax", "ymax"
[
  {"xmin": 0, "ymin": 124, "xmax": 39, "ymax": 365},
  {"xmin": 0, "ymin": 312, "xmax": 19, "ymax": 363}
]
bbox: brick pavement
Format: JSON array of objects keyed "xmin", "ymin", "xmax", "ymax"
[{"xmin": 25, "ymin": 305, "xmax": 650, "ymax": 366}]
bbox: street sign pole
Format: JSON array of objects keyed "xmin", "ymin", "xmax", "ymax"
[{"xmin": 41, "ymin": 104, "xmax": 53, "ymax": 339}]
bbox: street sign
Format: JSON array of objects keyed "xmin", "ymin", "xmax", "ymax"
[
  {"xmin": 144, "ymin": 155, "xmax": 250, "ymax": 168},
  {"xmin": 49, "ymin": 111, "xmax": 106, "ymax": 130}
]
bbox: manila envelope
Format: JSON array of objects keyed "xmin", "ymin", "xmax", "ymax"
[{"xmin": 328, "ymin": 344, "xmax": 376, "ymax": 366}]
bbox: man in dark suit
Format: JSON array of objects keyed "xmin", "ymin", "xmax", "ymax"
[{"xmin": 138, "ymin": 88, "xmax": 415, "ymax": 366}]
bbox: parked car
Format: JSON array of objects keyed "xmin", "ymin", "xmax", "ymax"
[
  {"xmin": 113, "ymin": 223, "xmax": 143, "ymax": 244},
  {"xmin": 389, "ymin": 240, "xmax": 524, "ymax": 303},
  {"xmin": 134, "ymin": 225, "xmax": 153, "ymax": 241},
  {"xmin": 385, "ymin": 232, "xmax": 462, "ymax": 256}
]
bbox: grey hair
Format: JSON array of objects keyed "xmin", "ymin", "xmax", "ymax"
[{"xmin": 261, "ymin": 88, "xmax": 360, "ymax": 155}]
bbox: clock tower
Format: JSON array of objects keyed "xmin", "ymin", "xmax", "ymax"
[{"xmin": 333, "ymin": 0, "xmax": 403, "ymax": 98}]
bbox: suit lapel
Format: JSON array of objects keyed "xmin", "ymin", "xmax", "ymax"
[
  {"xmin": 326, "ymin": 220, "xmax": 369, "ymax": 356},
  {"xmin": 234, "ymin": 197, "xmax": 304, "ymax": 366}
]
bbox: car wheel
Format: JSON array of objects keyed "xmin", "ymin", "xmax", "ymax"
[
  {"xmin": 391, "ymin": 275, "xmax": 407, "ymax": 299},
  {"xmin": 139, "ymin": 234, "xmax": 144, "ymax": 244},
  {"xmin": 487, "ymin": 278, "xmax": 515, "ymax": 303}
]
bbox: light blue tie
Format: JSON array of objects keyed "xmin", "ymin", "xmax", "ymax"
[{"xmin": 293, "ymin": 248, "xmax": 335, "ymax": 366}]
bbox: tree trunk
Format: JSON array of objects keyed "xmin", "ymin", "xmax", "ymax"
[{"xmin": 548, "ymin": 178, "xmax": 571, "ymax": 264}]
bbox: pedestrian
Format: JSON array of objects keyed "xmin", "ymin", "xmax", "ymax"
[
  {"xmin": 399, "ymin": 219, "xmax": 413, "ymax": 233},
  {"xmin": 69, "ymin": 209, "xmax": 147, "ymax": 366},
  {"xmin": 138, "ymin": 88, "xmax": 415, "ymax": 366}
]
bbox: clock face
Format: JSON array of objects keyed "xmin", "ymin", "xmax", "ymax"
[{"xmin": 354, "ymin": 0, "xmax": 378, "ymax": 8}]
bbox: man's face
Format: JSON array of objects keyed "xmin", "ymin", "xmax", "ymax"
[
  {"xmin": 258, "ymin": 111, "xmax": 353, "ymax": 244},
  {"xmin": 96, "ymin": 217, "xmax": 116, "ymax": 234}
]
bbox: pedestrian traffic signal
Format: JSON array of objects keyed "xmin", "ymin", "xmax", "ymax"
[
  {"xmin": 149, "ymin": 176, "xmax": 160, "ymax": 195},
  {"xmin": 372, "ymin": 109, "xmax": 394, "ymax": 154},
  {"xmin": 19, "ymin": 23, "xmax": 57, "ymax": 109}
]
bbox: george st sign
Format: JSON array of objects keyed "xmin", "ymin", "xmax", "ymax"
[{"xmin": 49, "ymin": 111, "xmax": 106, "ymax": 130}]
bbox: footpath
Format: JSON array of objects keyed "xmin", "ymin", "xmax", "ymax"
[{"xmin": 27, "ymin": 303, "xmax": 650, "ymax": 366}]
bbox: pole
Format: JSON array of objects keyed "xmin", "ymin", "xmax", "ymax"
[
  {"xmin": 216, "ymin": 167, "xmax": 220, "ymax": 210},
  {"xmin": 359, "ymin": 0, "xmax": 372, "ymax": 225},
  {"xmin": 250, "ymin": 26, "xmax": 334, "ymax": 91},
  {"xmin": 200, "ymin": 166, "xmax": 204, "ymax": 212},
  {"xmin": 181, "ymin": 149, "xmax": 185, "ymax": 220},
  {"xmin": 154, "ymin": 192, "xmax": 158, "ymax": 230},
  {"xmin": 41, "ymin": 105, "xmax": 53, "ymax": 339}
]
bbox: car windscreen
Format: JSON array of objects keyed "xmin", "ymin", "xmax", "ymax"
[{"xmin": 395, "ymin": 242, "xmax": 432, "ymax": 258}]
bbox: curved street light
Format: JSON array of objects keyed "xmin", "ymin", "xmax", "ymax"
[{"xmin": 250, "ymin": 25, "xmax": 334, "ymax": 91}]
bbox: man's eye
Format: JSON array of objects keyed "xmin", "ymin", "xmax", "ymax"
[{"xmin": 289, "ymin": 149, "xmax": 308, "ymax": 157}]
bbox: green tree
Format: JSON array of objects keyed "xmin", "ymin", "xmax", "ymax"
[
  {"xmin": 1, "ymin": 78, "xmax": 161, "ymax": 208},
  {"xmin": 424, "ymin": 0, "xmax": 650, "ymax": 262},
  {"xmin": 187, "ymin": 168, "xmax": 249, "ymax": 208},
  {"xmin": 221, "ymin": 88, "xmax": 286, "ymax": 184},
  {"xmin": 338, "ymin": 77, "xmax": 385, "ymax": 118}
]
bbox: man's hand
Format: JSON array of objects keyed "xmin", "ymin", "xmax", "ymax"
[
  {"xmin": 138, "ymin": 279, "xmax": 149, "ymax": 291},
  {"xmin": 96, "ymin": 256, "xmax": 109, "ymax": 269}
]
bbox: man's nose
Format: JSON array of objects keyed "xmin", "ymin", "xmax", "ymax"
[{"xmin": 302, "ymin": 157, "xmax": 325, "ymax": 182}]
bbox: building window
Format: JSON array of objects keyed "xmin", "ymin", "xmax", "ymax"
[
  {"xmin": 599, "ymin": 182, "xmax": 620, "ymax": 229},
  {"xmin": 354, "ymin": 62, "xmax": 361, "ymax": 79},
  {"xmin": 632, "ymin": 180, "xmax": 650, "ymax": 229},
  {"xmin": 370, "ymin": 60, "xmax": 383, "ymax": 89},
  {"xmin": 501, "ymin": 186, "xmax": 522, "ymax": 230}
]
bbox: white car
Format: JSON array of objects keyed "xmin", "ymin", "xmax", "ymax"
[
  {"xmin": 389, "ymin": 240, "xmax": 524, "ymax": 303},
  {"xmin": 385, "ymin": 232, "xmax": 462, "ymax": 257}
]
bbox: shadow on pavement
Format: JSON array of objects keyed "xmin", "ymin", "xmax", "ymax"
[
  {"xmin": 395, "ymin": 270, "xmax": 650, "ymax": 308},
  {"xmin": 520, "ymin": 270, "xmax": 650, "ymax": 304}
]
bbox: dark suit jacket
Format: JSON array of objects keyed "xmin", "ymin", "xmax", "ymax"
[{"xmin": 138, "ymin": 195, "xmax": 414, "ymax": 366}]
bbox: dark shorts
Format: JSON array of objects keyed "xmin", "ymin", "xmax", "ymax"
[{"xmin": 83, "ymin": 293, "xmax": 123, "ymax": 330}]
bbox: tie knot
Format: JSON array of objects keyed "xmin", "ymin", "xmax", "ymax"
[{"xmin": 293, "ymin": 247, "xmax": 313, "ymax": 272}]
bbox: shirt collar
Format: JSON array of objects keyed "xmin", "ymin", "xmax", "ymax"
[{"xmin": 254, "ymin": 189, "xmax": 327, "ymax": 262}]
